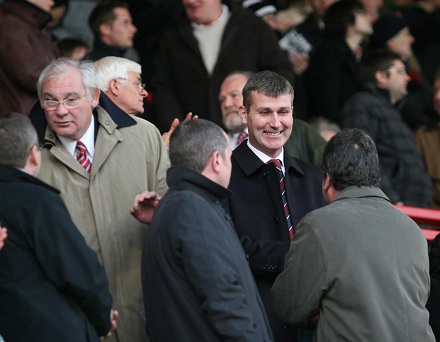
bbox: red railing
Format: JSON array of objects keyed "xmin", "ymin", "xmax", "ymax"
[{"xmin": 395, "ymin": 205, "xmax": 440, "ymax": 241}]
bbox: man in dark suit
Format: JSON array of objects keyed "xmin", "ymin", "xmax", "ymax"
[
  {"xmin": 0, "ymin": 113, "xmax": 117, "ymax": 341},
  {"xmin": 228, "ymin": 70, "xmax": 325, "ymax": 341}
]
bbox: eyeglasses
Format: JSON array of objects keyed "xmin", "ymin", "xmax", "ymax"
[
  {"xmin": 385, "ymin": 67, "xmax": 407, "ymax": 75},
  {"xmin": 42, "ymin": 97, "xmax": 84, "ymax": 110},
  {"xmin": 117, "ymin": 78, "xmax": 146, "ymax": 90}
]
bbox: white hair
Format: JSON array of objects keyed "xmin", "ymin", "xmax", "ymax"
[{"xmin": 94, "ymin": 56, "xmax": 142, "ymax": 92}]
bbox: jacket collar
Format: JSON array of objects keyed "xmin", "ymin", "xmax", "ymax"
[
  {"xmin": 167, "ymin": 166, "xmax": 232, "ymax": 202},
  {"xmin": 333, "ymin": 186, "xmax": 391, "ymax": 203},
  {"xmin": 0, "ymin": 165, "xmax": 60, "ymax": 194},
  {"xmin": 232, "ymin": 141, "xmax": 306, "ymax": 177}
]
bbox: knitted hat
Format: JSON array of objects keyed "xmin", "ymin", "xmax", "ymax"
[
  {"xmin": 369, "ymin": 15, "xmax": 407, "ymax": 49},
  {"xmin": 242, "ymin": 0, "xmax": 277, "ymax": 17}
]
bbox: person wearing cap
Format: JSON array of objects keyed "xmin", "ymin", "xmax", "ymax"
[{"xmin": 369, "ymin": 13, "xmax": 433, "ymax": 130}]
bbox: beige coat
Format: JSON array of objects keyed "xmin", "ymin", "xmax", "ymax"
[{"xmin": 38, "ymin": 106, "xmax": 169, "ymax": 341}]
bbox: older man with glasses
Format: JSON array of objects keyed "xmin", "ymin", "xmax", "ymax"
[{"xmin": 30, "ymin": 58, "xmax": 169, "ymax": 342}]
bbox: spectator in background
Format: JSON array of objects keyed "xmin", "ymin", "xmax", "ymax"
[
  {"xmin": 57, "ymin": 37, "xmax": 90, "ymax": 60},
  {"xmin": 88, "ymin": 1, "xmax": 138, "ymax": 62},
  {"xmin": 427, "ymin": 234, "xmax": 440, "ymax": 340},
  {"xmin": 399, "ymin": 0, "xmax": 440, "ymax": 84},
  {"xmin": 151, "ymin": 0, "xmax": 294, "ymax": 132},
  {"xmin": 30, "ymin": 58, "xmax": 169, "ymax": 342},
  {"xmin": 415, "ymin": 68, "xmax": 440, "ymax": 209},
  {"xmin": 369, "ymin": 13, "xmax": 433, "ymax": 130},
  {"xmin": 0, "ymin": 113, "xmax": 117, "ymax": 341},
  {"xmin": 219, "ymin": 70, "xmax": 325, "ymax": 164},
  {"xmin": 343, "ymin": 50, "xmax": 433, "ymax": 207},
  {"xmin": 0, "ymin": 0, "xmax": 57, "ymax": 116},
  {"xmin": 279, "ymin": 0, "xmax": 337, "ymax": 119},
  {"xmin": 304, "ymin": 0, "xmax": 373, "ymax": 126},
  {"xmin": 94, "ymin": 56, "xmax": 147, "ymax": 116},
  {"xmin": 272, "ymin": 128, "xmax": 434, "ymax": 342}
]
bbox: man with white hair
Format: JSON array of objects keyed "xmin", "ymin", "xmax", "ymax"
[{"xmin": 95, "ymin": 56, "xmax": 148, "ymax": 116}]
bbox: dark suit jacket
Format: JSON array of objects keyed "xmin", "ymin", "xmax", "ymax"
[
  {"xmin": 227, "ymin": 142, "xmax": 325, "ymax": 341},
  {"xmin": 0, "ymin": 166, "xmax": 112, "ymax": 341}
]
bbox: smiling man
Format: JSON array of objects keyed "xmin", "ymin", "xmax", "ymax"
[{"xmin": 226, "ymin": 70, "xmax": 325, "ymax": 342}]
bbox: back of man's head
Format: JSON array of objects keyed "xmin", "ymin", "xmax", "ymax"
[
  {"xmin": 0, "ymin": 113, "xmax": 38, "ymax": 169},
  {"xmin": 322, "ymin": 128, "xmax": 381, "ymax": 191},
  {"xmin": 88, "ymin": 1, "xmax": 128, "ymax": 38},
  {"xmin": 242, "ymin": 70, "xmax": 294, "ymax": 111},
  {"xmin": 169, "ymin": 119, "xmax": 227, "ymax": 173},
  {"xmin": 94, "ymin": 56, "xmax": 142, "ymax": 92},
  {"xmin": 360, "ymin": 49, "xmax": 401, "ymax": 84}
]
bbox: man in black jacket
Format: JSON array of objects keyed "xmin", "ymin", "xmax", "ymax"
[
  {"xmin": 138, "ymin": 119, "xmax": 273, "ymax": 341},
  {"xmin": 0, "ymin": 113, "xmax": 117, "ymax": 341}
]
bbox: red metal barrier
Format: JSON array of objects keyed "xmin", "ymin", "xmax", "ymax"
[{"xmin": 395, "ymin": 205, "xmax": 440, "ymax": 241}]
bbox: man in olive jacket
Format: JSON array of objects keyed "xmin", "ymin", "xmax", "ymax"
[
  {"xmin": 272, "ymin": 128, "xmax": 434, "ymax": 342},
  {"xmin": 30, "ymin": 59, "xmax": 169, "ymax": 342}
]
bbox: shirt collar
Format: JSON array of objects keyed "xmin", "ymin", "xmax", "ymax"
[
  {"xmin": 57, "ymin": 115, "xmax": 95, "ymax": 159},
  {"xmin": 246, "ymin": 140, "xmax": 285, "ymax": 172}
]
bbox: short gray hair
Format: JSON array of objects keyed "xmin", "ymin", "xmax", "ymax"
[
  {"xmin": 169, "ymin": 119, "xmax": 228, "ymax": 173},
  {"xmin": 0, "ymin": 113, "xmax": 38, "ymax": 168},
  {"xmin": 37, "ymin": 58, "xmax": 97, "ymax": 102},
  {"xmin": 94, "ymin": 56, "xmax": 142, "ymax": 92}
]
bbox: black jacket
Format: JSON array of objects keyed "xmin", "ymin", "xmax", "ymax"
[{"xmin": 0, "ymin": 166, "xmax": 112, "ymax": 341}]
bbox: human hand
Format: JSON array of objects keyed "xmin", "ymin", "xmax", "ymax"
[
  {"xmin": 161, "ymin": 112, "xmax": 198, "ymax": 149},
  {"xmin": 310, "ymin": 312, "xmax": 320, "ymax": 326},
  {"xmin": 130, "ymin": 191, "xmax": 162, "ymax": 224},
  {"xmin": 0, "ymin": 226, "xmax": 7, "ymax": 250},
  {"xmin": 99, "ymin": 309, "xmax": 119, "ymax": 340},
  {"xmin": 289, "ymin": 53, "xmax": 310, "ymax": 75}
]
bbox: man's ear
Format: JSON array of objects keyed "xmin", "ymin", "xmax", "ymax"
[
  {"xmin": 210, "ymin": 150, "xmax": 222, "ymax": 173},
  {"xmin": 109, "ymin": 79, "xmax": 120, "ymax": 96},
  {"xmin": 239, "ymin": 106, "xmax": 248, "ymax": 125},
  {"xmin": 25, "ymin": 145, "xmax": 41, "ymax": 177},
  {"xmin": 375, "ymin": 70, "xmax": 388, "ymax": 87},
  {"xmin": 322, "ymin": 173, "xmax": 331, "ymax": 193},
  {"xmin": 90, "ymin": 88, "xmax": 101, "ymax": 108},
  {"xmin": 99, "ymin": 23, "xmax": 111, "ymax": 38}
]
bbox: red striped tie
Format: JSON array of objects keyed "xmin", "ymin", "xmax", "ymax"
[
  {"xmin": 75, "ymin": 140, "xmax": 92, "ymax": 174},
  {"xmin": 268, "ymin": 159, "xmax": 294, "ymax": 239}
]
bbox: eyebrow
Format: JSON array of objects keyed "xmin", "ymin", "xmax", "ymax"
[{"xmin": 43, "ymin": 92, "xmax": 82, "ymax": 99}]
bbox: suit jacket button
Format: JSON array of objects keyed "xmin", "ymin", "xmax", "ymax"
[{"xmin": 273, "ymin": 217, "xmax": 279, "ymax": 224}]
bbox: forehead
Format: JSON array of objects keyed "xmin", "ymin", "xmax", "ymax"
[
  {"xmin": 250, "ymin": 91, "xmax": 292, "ymax": 107},
  {"xmin": 43, "ymin": 67, "xmax": 86, "ymax": 95},
  {"xmin": 113, "ymin": 7, "xmax": 131, "ymax": 20},
  {"xmin": 127, "ymin": 70, "xmax": 141, "ymax": 80},
  {"xmin": 220, "ymin": 74, "xmax": 247, "ymax": 93},
  {"xmin": 390, "ymin": 59, "xmax": 405, "ymax": 68}
]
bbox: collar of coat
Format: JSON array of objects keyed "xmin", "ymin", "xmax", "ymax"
[
  {"xmin": 30, "ymin": 92, "xmax": 137, "ymax": 143},
  {"xmin": 0, "ymin": 165, "xmax": 60, "ymax": 194},
  {"xmin": 166, "ymin": 166, "xmax": 233, "ymax": 202},
  {"xmin": 232, "ymin": 141, "xmax": 306, "ymax": 177},
  {"xmin": 332, "ymin": 186, "xmax": 391, "ymax": 204}
]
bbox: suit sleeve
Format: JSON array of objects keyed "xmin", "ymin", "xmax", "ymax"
[
  {"xmin": 31, "ymin": 191, "xmax": 112, "ymax": 336},
  {"xmin": 271, "ymin": 219, "xmax": 327, "ymax": 326}
]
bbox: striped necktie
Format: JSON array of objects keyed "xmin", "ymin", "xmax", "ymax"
[
  {"xmin": 268, "ymin": 159, "xmax": 294, "ymax": 239},
  {"xmin": 75, "ymin": 140, "xmax": 92, "ymax": 174}
]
